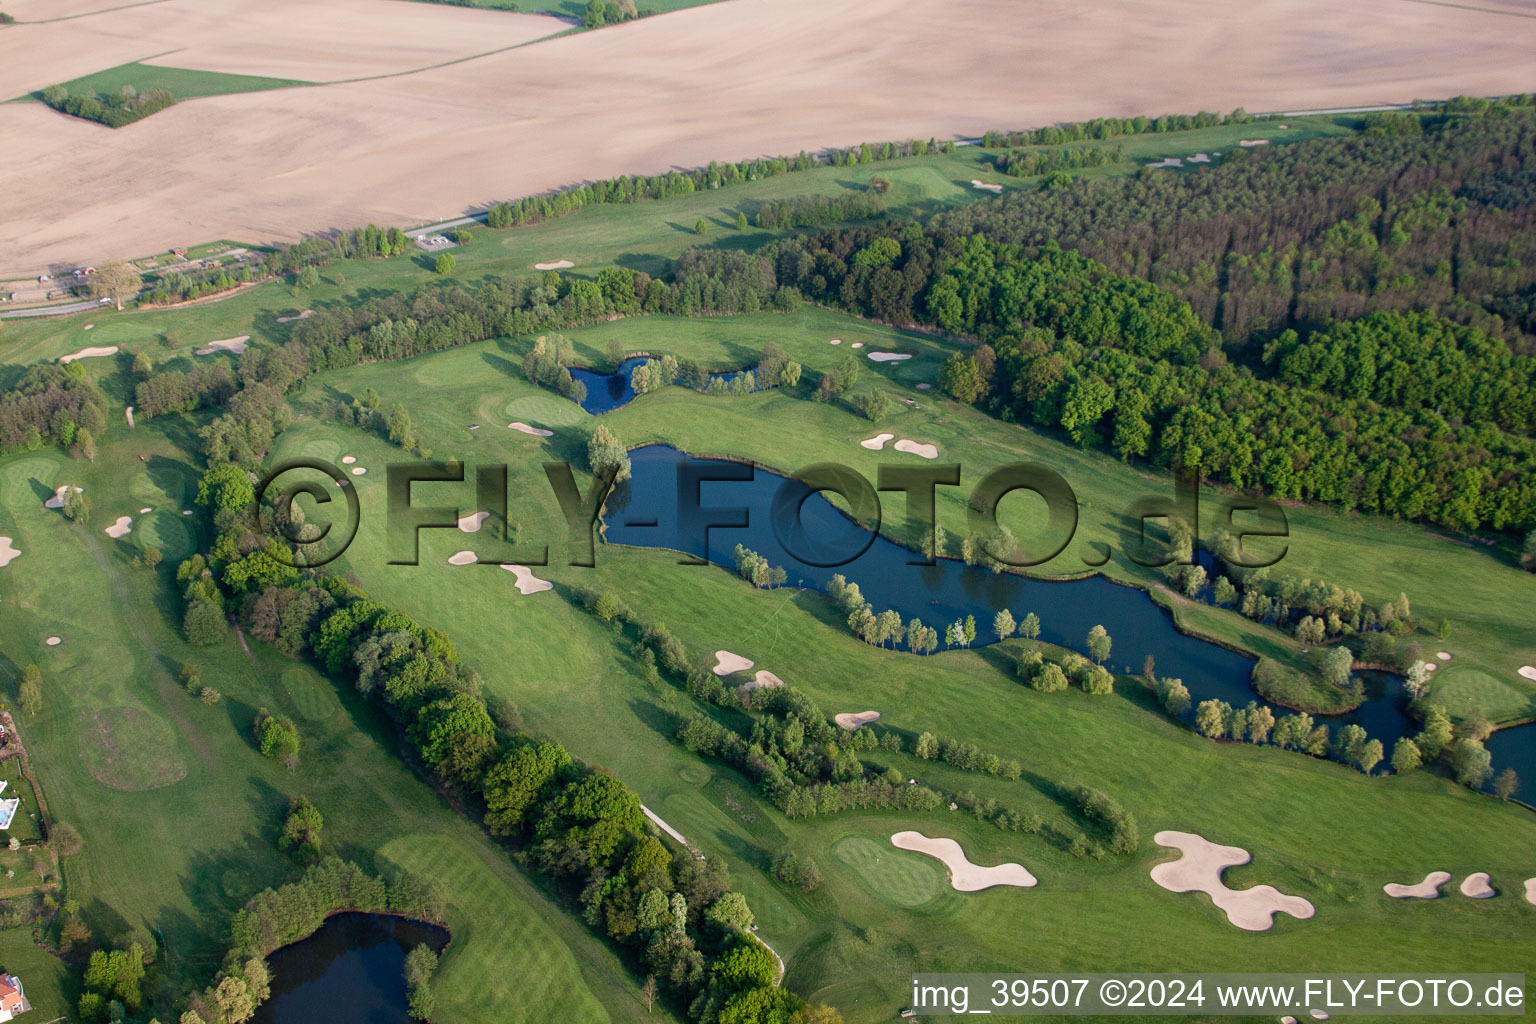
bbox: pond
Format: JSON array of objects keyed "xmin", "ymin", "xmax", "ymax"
[
  {"xmin": 567, "ymin": 358, "xmax": 760, "ymax": 414},
  {"xmin": 251, "ymin": 914, "xmax": 449, "ymax": 1024},
  {"xmin": 604, "ymin": 446, "xmax": 1534, "ymax": 777}
]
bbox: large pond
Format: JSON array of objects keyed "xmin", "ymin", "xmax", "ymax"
[
  {"xmin": 605, "ymin": 446, "xmax": 1533, "ymax": 779},
  {"xmin": 251, "ymin": 913, "xmax": 449, "ymax": 1024}
]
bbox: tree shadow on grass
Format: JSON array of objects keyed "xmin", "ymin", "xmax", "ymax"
[{"xmin": 478, "ymin": 350, "xmax": 519, "ymax": 380}]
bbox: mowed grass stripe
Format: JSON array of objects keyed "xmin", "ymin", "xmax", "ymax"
[{"xmin": 379, "ymin": 834, "xmax": 625, "ymax": 1024}]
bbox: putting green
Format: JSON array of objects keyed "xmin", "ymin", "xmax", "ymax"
[
  {"xmin": 831, "ymin": 834, "xmax": 946, "ymax": 908},
  {"xmin": 0, "ymin": 457, "xmax": 60, "ymax": 512},
  {"xmin": 501, "ymin": 394, "xmax": 587, "ymax": 428},
  {"xmin": 83, "ymin": 706, "xmax": 187, "ymax": 791},
  {"xmin": 1432, "ymin": 666, "xmax": 1536, "ymax": 723},
  {"xmin": 280, "ymin": 666, "xmax": 343, "ymax": 722},
  {"xmin": 298, "ymin": 436, "xmax": 344, "ymax": 463},
  {"xmin": 137, "ymin": 511, "xmax": 195, "ymax": 562}
]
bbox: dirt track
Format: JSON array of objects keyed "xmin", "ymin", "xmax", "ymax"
[{"xmin": 4, "ymin": 0, "xmax": 1536, "ymax": 275}]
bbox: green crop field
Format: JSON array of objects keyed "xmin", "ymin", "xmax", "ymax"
[
  {"xmin": 0, "ymin": 105, "xmax": 1532, "ymax": 1024},
  {"xmin": 19, "ymin": 61, "xmax": 315, "ymax": 104}
]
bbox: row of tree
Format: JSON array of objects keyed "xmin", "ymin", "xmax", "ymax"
[{"xmin": 175, "ymin": 463, "xmax": 836, "ymax": 1024}]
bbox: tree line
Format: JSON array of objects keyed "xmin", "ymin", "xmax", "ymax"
[
  {"xmin": 731, "ymin": 222, "xmax": 1536, "ymax": 531},
  {"xmin": 175, "ymin": 465, "xmax": 840, "ymax": 1024}
]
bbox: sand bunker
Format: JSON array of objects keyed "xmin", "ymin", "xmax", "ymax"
[
  {"xmin": 1239, "ymin": 139, "xmax": 1271, "ymax": 147},
  {"xmin": 867, "ymin": 352, "xmax": 911, "ymax": 362},
  {"xmin": 83, "ymin": 324, "xmax": 94, "ymax": 330},
  {"xmin": 835, "ymin": 710, "xmax": 881, "ymax": 730},
  {"xmin": 46, "ymin": 637, "xmax": 62, "ymax": 646},
  {"xmin": 138, "ymin": 506, "xmax": 152, "ymax": 514},
  {"xmin": 194, "ymin": 335, "xmax": 250, "ymax": 356},
  {"xmin": 1524, "ymin": 878, "xmax": 1536, "ymax": 906},
  {"xmin": 1424, "ymin": 662, "xmax": 1438, "ymax": 672},
  {"xmin": 351, "ymin": 467, "xmax": 367, "ymax": 476},
  {"xmin": 125, "ymin": 406, "xmax": 135, "ymax": 427},
  {"xmin": 499, "ymin": 563, "xmax": 553, "ymax": 594},
  {"xmin": 1384, "ymin": 871, "xmax": 1450, "ymax": 898},
  {"xmin": 508, "ymin": 422, "xmax": 554, "ymax": 437},
  {"xmin": 829, "ymin": 338, "xmax": 842, "ymax": 345},
  {"xmin": 1150, "ymin": 831, "xmax": 1314, "ymax": 931},
  {"xmin": 1520, "ymin": 666, "xmax": 1536, "ymax": 681},
  {"xmin": 104, "ymin": 516, "xmax": 132, "ymax": 539},
  {"xmin": 850, "ymin": 342, "xmax": 865, "ymax": 349},
  {"xmin": 534, "ymin": 260, "xmax": 575, "ymax": 271},
  {"xmin": 341, "ymin": 455, "xmax": 356, "ymax": 465},
  {"xmin": 447, "ymin": 550, "xmax": 479, "ymax": 566},
  {"xmin": 0, "ymin": 537, "xmax": 20, "ymax": 568},
  {"xmin": 182, "ymin": 509, "xmax": 194, "ymax": 515},
  {"xmin": 742, "ymin": 670, "xmax": 784, "ymax": 690},
  {"xmin": 969, "ymin": 179, "xmax": 1005, "ymax": 194},
  {"xmin": 276, "ymin": 310, "xmax": 315, "ymax": 323},
  {"xmin": 890, "ymin": 831, "xmax": 1037, "ymax": 891},
  {"xmin": 1460, "ymin": 872, "xmax": 1496, "ymax": 898},
  {"xmin": 915, "ymin": 382, "xmax": 932, "ymax": 390},
  {"xmin": 44, "ymin": 485, "xmax": 82, "ymax": 509},
  {"xmin": 59, "ymin": 346, "xmax": 119, "ymax": 363},
  {"xmin": 713, "ymin": 650, "xmax": 754, "ymax": 675},
  {"xmin": 457, "ymin": 511, "xmax": 489, "ymax": 533},
  {"xmin": 894, "ymin": 439, "xmax": 938, "ymax": 459},
  {"xmin": 1146, "ymin": 157, "xmax": 1184, "ymax": 169},
  {"xmin": 1188, "ymin": 152, "xmax": 1211, "ymax": 163},
  {"xmin": 860, "ymin": 433, "xmax": 894, "ymax": 451},
  {"xmin": 1437, "ymin": 652, "xmax": 1452, "ymax": 660}
]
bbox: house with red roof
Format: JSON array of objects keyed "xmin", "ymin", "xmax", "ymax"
[{"xmin": 0, "ymin": 972, "xmax": 29, "ymax": 1021}]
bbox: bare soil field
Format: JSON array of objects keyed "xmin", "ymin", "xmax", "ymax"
[
  {"xmin": 3, "ymin": 0, "xmax": 1536, "ymax": 275},
  {"xmin": 0, "ymin": 0, "xmax": 560, "ymax": 95}
]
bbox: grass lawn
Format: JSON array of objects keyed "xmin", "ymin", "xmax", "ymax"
[
  {"xmin": 18, "ymin": 61, "xmax": 315, "ymax": 104},
  {"xmin": 0, "ymin": 102, "xmax": 1530, "ymax": 1023},
  {"xmin": 255, "ymin": 352, "xmax": 1536, "ymax": 1022},
  {"xmin": 0, "ymin": 419, "xmax": 666, "ymax": 1022},
  {"xmin": 0, "ymin": 759, "xmax": 42, "ymax": 845},
  {"xmin": 0, "ymin": 928, "xmax": 73, "ymax": 1019},
  {"xmin": 276, "ymin": 306, "xmax": 1535, "ymax": 721}
]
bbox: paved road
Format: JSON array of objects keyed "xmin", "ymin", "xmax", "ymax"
[{"xmin": 0, "ymin": 298, "xmax": 108, "ymax": 319}]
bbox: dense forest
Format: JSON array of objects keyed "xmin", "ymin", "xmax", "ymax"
[{"xmin": 936, "ymin": 101, "xmax": 1536, "ymax": 350}]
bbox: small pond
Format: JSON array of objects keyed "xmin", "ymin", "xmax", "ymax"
[{"xmin": 251, "ymin": 913, "xmax": 449, "ymax": 1024}]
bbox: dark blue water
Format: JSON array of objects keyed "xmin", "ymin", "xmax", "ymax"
[
  {"xmin": 569, "ymin": 357, "xmax": 647, "ymax": 414},
  {"xmin": 1485, "ymin": 725, "xmax": 1534, "ymax": 799},
  {"xmin": 252, "ymin": 914, "xmax": 449, "ymax": 1024},
  {"xmin": 607, "ymin": 446, "xmax": 1253, "ymax": 705},
  {"xmin": 567, "ymin": 359, "xmax": 760, "ymax": 414},
  {"xmin": 604, "ymin": 446, "xmax": 1536, "ymax": 775}
]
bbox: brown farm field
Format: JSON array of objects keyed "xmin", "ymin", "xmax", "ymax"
[{"xmin": 3, "ymin": 0, "xmax": 1536, "ymax": 276}]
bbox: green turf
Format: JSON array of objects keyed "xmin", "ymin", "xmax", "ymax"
[
  {"xmin": 0, "ymin": 928, "xmax": 73, "ymax": 1019},
  {"xmin": 20, "ymin": 60, "xmax": 314, "ymax": 104},
  {"xmin": 0, "ymin": 105, "xmax": 1530, "ymax": 1024},
  {"xmin": 830, "ymin": 836, "xmax": 947, "ymax": 909},
  {"xmin": 0, "ymin": 759, "xmax": 42, "ymax": 844},
  {"xmin": 0, "ymin": 426, "xmax": 666, "ymax": 1022},
  {"xmin": 243, "ymin": 335, "xmax": 1536, "ymax": 1021}
]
